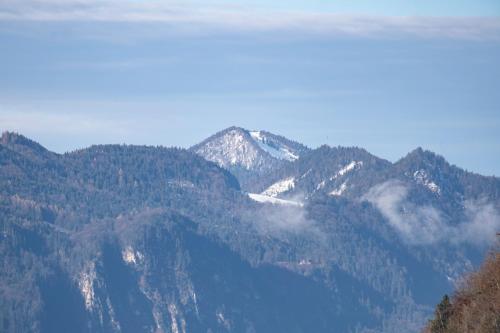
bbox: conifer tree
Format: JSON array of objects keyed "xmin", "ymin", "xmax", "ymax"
[{"xmin": 429, "ymin": 294, "xmax": 452, "ymax": 333}]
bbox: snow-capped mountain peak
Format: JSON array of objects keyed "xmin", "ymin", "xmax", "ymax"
[
  {"xmin": 191, "ymin": 127, "xmax": 308, "ymax": 173},
  {"xmin": 191, "ymin": 127, "xmax": 260, "ymax": 170}
]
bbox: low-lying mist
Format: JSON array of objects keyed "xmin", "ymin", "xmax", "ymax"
[{"xmin": 363, "ymin": 180, "xmax": 500, "ymax": 247}]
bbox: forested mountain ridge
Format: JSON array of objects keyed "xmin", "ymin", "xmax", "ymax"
[{"xmin": 1, "ymin": 129, "xmax": 499, "ymax": 333}]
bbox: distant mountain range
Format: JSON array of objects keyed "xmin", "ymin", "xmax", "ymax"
[{"xmin": 1, "ymin": 128, "xmax": 499, "ymax": 333}]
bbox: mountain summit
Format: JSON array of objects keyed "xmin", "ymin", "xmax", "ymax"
[{"xmin": 190, "ymin": 126, "xmax": 309, "ymax": 189}]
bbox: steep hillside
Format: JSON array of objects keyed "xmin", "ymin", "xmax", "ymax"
[{"xmin": 424, "ymin": 249, "xmax": 500, "ymax": 333}]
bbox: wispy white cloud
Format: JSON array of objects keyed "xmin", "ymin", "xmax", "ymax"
[
  {"xmin": 1, "ymin": 0, "xmax": 499, "ymax": 40},
  {"xmin": 243, "ymin": 192, "xmax": 326, "ymax": 241},
  {"xmin": 461, "ymin": 199, "xmax": 500, "ymax": 247},
  {"xmin": 363, "ymin": 180, "xmax": 445, "ymax": 244},
  {"xmin": 363, "ymin": 180, "xmax": 500, "ymax": 247}
]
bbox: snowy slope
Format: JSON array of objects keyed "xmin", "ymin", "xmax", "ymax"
[
  {"xmin": 248, "ymin": 193, "xmax": 303, "ymax": 206},
  {"xmin": 192, "ymin": 128, "xmax": 263, "ymax": 170},
  {"xmin": 191, "ymin": 127, "xmax": 308, "ymax": 173},
  {"xmin": 249, "ymin": 131, "xmax": 299, "ymax": 161},
  {"xmin": 261, "ymin": 177, "xmax": 295, "ymax": 197},
  {"xmin": 254, "ymin": 146, "xmax": 391, "ymax": 200}
]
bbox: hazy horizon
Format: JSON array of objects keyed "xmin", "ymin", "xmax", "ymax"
[{"xmin": 2, "ymin": 0, "xmax": 500, "ymax": 176}]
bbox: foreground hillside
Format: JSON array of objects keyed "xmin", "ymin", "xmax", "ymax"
[
  {"xmin": 1, "ymin": 129, "xmax": 499, "ymax": 333},
  {"xmin": 425, "ymin": 250, "xmax": 500, "ymax": 333}
]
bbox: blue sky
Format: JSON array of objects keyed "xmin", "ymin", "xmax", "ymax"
[{"xmin": 1, "ymin": 1, "xmax": 500, "ymax": 175}]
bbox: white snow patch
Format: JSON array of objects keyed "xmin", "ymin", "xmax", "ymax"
[
  {"xmin": 299, "ymin": 259, "xmax": 312, "ymax": 266},
  {"xmin": 248, "ymin": 193, "xmax": 303, "ymax": 207},
  {"xmin": 249, "ymin": 130, "xmax": 263, "ymax": 141},
  {"xmin": 300, "ymin": 169, "xmax": 312, "ymax": 179},
  {"xmin": 122, "ymin": 246, "xmax": 143, "ymax": 265},
  {"xmin": 332, "ymin": 161, "xmax": 363, "ymax": 180},
  {"xmin": 413, "ymin": 170, "xmax": 441, "ymax": 195},
  {"xmin": 316, "ymin": 180, "xmax": 326, "ymax": 190},
  {"xmin": 261, "ymin": 177, "xmax": 295, "ymax": 197},
  {"xmin": 249, "ymin": 131, "xmax": 299, "ymax": 161},
  {"xmin": 168, "ymin": 304, "xmax": 180, "ymax": 333},
  {"xmin": 216, "ymin": 310, "xmax": 231, "ymax": 330},
  {"xmin": 192, "ymin": 291, "xmax": 199, "ymax": 316},
  {"xmin": 329, "ymin": 182, "xmax": 348, "ymax": 196},
  {"xmin": 106, "ymin": 297, "xmax": 121, "ymax": 331},
  {"xmin": 314, "ymin": 161, "xmax": 361, "ymax": 193},
  {"xmin": 79, "ymin": 263, "xmax": 97, "ymax": 311}
]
